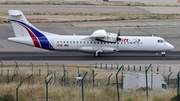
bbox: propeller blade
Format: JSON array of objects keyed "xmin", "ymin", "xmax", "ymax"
[
  {"xmin": 117, "ymin": 28, "xmax": 121, "ymax": 36},
  {"xmin": 117, "ymin": 28, "xmax": 121, "ymax": 49}
]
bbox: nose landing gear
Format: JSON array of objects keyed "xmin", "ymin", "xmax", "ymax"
[{"xmin": 161, "ymin": 52, "xmax": 165, "ymax": 57}]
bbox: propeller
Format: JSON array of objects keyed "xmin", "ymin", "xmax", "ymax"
[
  {"xmin": 116, "ymin": 28, "xmax": 121, "ymax": 48},
  {"xmin": 117, "ymin": 28, "xmax": 121, "ymax": 41}
]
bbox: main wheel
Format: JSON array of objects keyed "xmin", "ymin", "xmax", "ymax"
[{"xmin": 94, "ymin": 52, "xmax": 101, "ymax": 57}]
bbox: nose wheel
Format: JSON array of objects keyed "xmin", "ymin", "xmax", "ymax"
[{"xmin": 161, "ymin": 52, "xmax": 166, "ymax": 57}]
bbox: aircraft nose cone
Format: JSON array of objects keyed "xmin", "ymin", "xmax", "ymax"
[
  {"xmin": 170, "ymin": 44, "xmax": 174, "ymax": 50},
  {"xmin": 167, "ymin": 43, "xmax": 174, "ymax": 50}
]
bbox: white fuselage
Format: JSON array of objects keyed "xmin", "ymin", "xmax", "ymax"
[
  {"xmin": 8, "ymin": 33, "xmax": 174, "ymax": 54},
  {"xmin": 8, "ymin": 10, "xmax": 174, "ymax": 57}
]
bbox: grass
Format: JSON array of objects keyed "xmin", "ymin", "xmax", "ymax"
[
  {"xmin": 0, "ymin": 1, "xmax": 180, "ymax": 7},
  {"xmin": 0, "ymin": 83, "xmax": 176, "ymax": 101},
  {"xmin": 0, "ymin": 64, "xmax": 178, "ymax": 101},
  {"xmin": 1, "ymin": 11, "xmax": 180, "ymax": 24}
]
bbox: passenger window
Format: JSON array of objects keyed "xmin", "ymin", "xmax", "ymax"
[{"xmin": 57, "ymin": 41, "xmax": 59, "ymax": 43}]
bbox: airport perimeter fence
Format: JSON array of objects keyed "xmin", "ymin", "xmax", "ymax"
[
  {"xmin": 0, "ymin": 61, "xmax": 180, "ymax": 101},
  {"xmin": 94, "ymin": 63, "xmax": 177, "ymax": 76},
  {"xmin": 0, "ymin": 61, "xmax": 179, "ymax": 85},
  {"xmin": 94, "ymin": 63, "xmax": 180, "ymax": 88}
]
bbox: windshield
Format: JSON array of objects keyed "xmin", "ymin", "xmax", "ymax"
[{"xmin": 157, "ymin": 39, "xmax": 166, "ymax": 43}]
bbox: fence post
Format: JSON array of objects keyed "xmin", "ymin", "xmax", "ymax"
[
  {"xmin": 95, "ymin": 63, "xmax": 97, "ymax": 69},
  {"xmin": 133, "ymin": 65, "xmax": 136, "ymax": 71},
  {"xmin": 105, "ymin": 64, "xmax": 107, "ymax": 69},
  {"xmin": 28, "ymin": 74, "xmax": 33, "ymax": 84},
  {"xmin": 30, "ymin": 62, "xmax": 33, "ymax": 75},
  {"xmin": 157, "ymin": 66, "xmax": 159, "ymax": 72},
  {"xmin": 76, "ymin": 66, "xmax": 81, "ymax": 77},
  {"xmin": 168, "ymin": 72, "xmax": 172, "ymax": 87},
  {"xmin": 46, "ymin": 62, "xmax": 49, "ymax": 76},
  {"xmin": 151, "ymin": 66, "xmax": 153, "ymax": 72},
  {"xmin": 145, "ymin": 64, "xmax": 152, "ymax": 99},
  {"xmin": 139, "ymin": 66, "xmax": 141, "ymax": 71},
  {"xmin": 7, "ymin": 69, "xmax": 9, "ymax": 84},
  {"xmin": 111, "ymin": 64, "xmax": 113, "ymax": 70},
  {"xmin": 177, "ymin": 71, "xmax": 180, "ymax": 100},
  {"xmin": 16, "ymin": 81, "xmax": 23, "ymax": 101},
  {"xmin": 39, "ymin": 69, "xmax": 41, "ymax": 76},
  {"xmin": 45, "ymin": 76, "xmax": 53, "ymax": 101},
  {"xmin": 122, "ymin": 65, "xmax": 124, "ymax": 70},
  {"xmin": 169, "ymin": 67, "xmax": 171, "ymax": 72},
  {"xmin": 82, "ymin": 72, "xmax": 88, "ymax": 101},
  {"xmin": 108, "ymin": 73, "xmax": 113, "ymax": 86},
  {"xmin": 116, "ymin": 65, "xmax": 123, "ymax": 101},
  {"xmin": 128, "ymin": 65, "xmax": 130, "ymax": 70},
  {"xmin": 116, "ymin": 64, "xmax": 118, "ymax": 70},
  {"xmin": 0, "ymin": 61, "xmax": 3, "ymax": 75},
  {"xmin": 100, "ymin": 63, "xmax": 102, "ymax": 69}
]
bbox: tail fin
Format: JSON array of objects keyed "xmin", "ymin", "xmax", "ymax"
[
  {"xmin": 8, "ymin": 10, "xmax": 54, "ymax": 50},
  {"xmin": 8, "ymin": 10, "xmax": 41, "ymax": 37}
]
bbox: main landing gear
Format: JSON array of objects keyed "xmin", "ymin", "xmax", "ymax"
[{"xmin": 94, "ymin": 50, "xmax": 103, "ymax": 57}]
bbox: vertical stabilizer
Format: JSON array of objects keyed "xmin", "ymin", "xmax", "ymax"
[
  {"xmin": 8, "ymin": 10, "xmax": 54, "ymax": 50},
  {"xmin": 8, "ymin": 10, "xmax": 40, "ymax": 37}
]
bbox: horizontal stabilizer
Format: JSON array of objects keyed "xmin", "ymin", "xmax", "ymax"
[{"xmin": 8, "ymin": 10, "xmax": 23, "ymax": 16}]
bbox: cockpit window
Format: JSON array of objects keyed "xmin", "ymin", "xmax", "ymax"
[{"xmin": 157, "ymin": 39, "xmax": 166, "ymax": 43}]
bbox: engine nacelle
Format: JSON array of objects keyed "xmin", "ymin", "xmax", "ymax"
[
  {"xmin": 96, "ymin": 33, "xmax": 117, "ymax": 43},
  {"xmin": 91, "ymin": 30, "xmax": 119, "ymax": 43}
]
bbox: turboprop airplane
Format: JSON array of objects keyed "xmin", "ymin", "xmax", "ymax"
[{"xmin": 8, "ymin": 10, "xmax": 174, "ymax": 57}]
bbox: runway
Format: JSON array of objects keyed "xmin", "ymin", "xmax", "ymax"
[
  {"xmin": 0, "ymin": 51, "xmax": 179, "ymax": 60},
  {"xmin": 0, "ymin": 5, "xmax": 180, "ymax": 61}
]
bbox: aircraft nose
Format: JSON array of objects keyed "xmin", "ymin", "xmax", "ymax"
[
  {"xmin": 168, "ymin": 43, "xmax": 174, "ymax": 50},
  {"xmin": 170, "ymin": 44, "xmax": 174, "ymax": 50}
]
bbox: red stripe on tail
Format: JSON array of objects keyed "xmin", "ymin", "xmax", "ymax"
[{"xmin": 22, "ymin": 25, "xmax": 41, "ymax": 47}]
